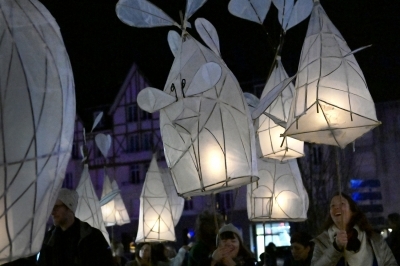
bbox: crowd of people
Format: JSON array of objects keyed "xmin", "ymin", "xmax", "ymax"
[{"xmin": 3, "ymin": 189, "xmax": 400, "ymax": 266}]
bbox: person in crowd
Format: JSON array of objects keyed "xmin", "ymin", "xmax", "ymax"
[
  {"xmin": 165, "ymin": 244, "xmax": 177, "ymax": 259},
  {"xmin": 150, "ymin": 242, "xmax": 189, "ymax": 266},
  {"xmin": 312, "ymin": 192, "xmax": 397, "ymax": 266},
  {"xmin": 37, "ymin": 188, "xmax": 113, "ymax": 266},
  {"xmin": 387, "ymin": 212, "xmax": 400, "ymax": 264},
  {"xmin": 264, "ymin": 243, "xmax": 277, "ymax": 266},
  {"xmin": 211, "ymin": 223, "xmax": 256, "ymax": 266},
  {"xmin": 112, "ymin": 239, "xmax": 128, "ymax": 266},
  {"xmin": 188, "ymin": 210, "xmax": 225, "ymax": 266},
  {"xmin": 126, "ymin": 243, "xmax": 151, "ymax": 266},
  {"xmin": 283, "ymin": 232, "xmax": 313, "ymax": 266}
]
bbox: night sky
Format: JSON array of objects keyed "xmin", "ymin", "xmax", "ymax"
[{"xmin": 38, "ymin": 0, "xmax": 400, "ymax": 120}]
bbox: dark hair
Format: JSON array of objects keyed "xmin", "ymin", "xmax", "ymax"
[
  {"xmin": 135, "ymin": 243, "xmax": 150, "ymax": 260},
  {"xmin": 322, "ymin": 192, "xmax": 374, "ymax": 237},
  {"xmin": 150, "ymin": 243, "xmax": 168, "ymax": 266},
  {"xmin": 290, "ymin": 232, "xmax": 313, "ymax": 248},
  {"xmin": 388, "ymin": 213, "xmax": 400, "ymax": 227},
  {"xmin": 195, "ymin": 210, "xmax": 224, "ymax": 248},
  {"xmin": 219, "ymin": 231, "xmax": 254, "ymax": 260}
]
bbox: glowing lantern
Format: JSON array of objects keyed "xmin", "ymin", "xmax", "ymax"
[
  {"xmin": 161, "ymin": 168, "xmax": 184, "ymax": 226},
  {"xmin": 75, "ymin": 164, "xmax": 110, "ymax": 245},
  {"xmin": 284, "ymin": 0, "xmax": 380, "ymax": 148},
  {"xmin": 247, "ymin": 158, "xmax": 308, "ymax": 221},
  {"xmin": 101, "ymin": 176, "xmax": 130, "ymax": 226},
  {"xmin": 0, "ymin": 0, "xmax": 75, "ymax": 263},
  {"xmin": 136, "ymin": 155, "xmax": 175, "ymax": 242},
  {"xmin": 116, "ymin": 1, "xmax": 258, "ymax": 197},
  {"xmin": 257, "ymin": 57, "xmax": 304, "ymax": 161}
]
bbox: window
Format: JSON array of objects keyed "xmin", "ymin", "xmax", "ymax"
[
  {"xmin": 312, "ymin": 146, "xmax": 322, "ymax": 165},
  {"xmin": 141, "ymin": 109, "xmax": 152, "ymax": 120},
  {"xmin": 253, "ymin": 222, "xmax": 291, "ymax": 260},
  {"xmin": 130, "ymin": 165, "xmax": 140, "ymax": 184},
  {"xmin": 63, "ymin": 173, "xmax": 73, "ymax": 189},
  {"xmin": 127, "ymin": 134, "xmax": 140, "ymax": 153},
  {"xmin": 142, "ymin": 132, "xmax": 153, "ymax": 151},
  {"xmin": 217, "ymin": 191, "xmax": 233, "ymax": 211},
  {"xmin": 127, "ymin": 104, "xmax": 138, "ymax": 122}
]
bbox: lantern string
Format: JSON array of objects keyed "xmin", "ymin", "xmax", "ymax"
[{"xmin": 335, "ymin": 147, "xmax": 347, "ymax": 266}]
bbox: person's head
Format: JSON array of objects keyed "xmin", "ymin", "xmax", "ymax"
[
  {"xmin": 195, "ymin": 210, "xmax": 224, "ymax": 247},
  {"xmin": 136, "ymin": 243, "xmax": 151, "ymax": 261},
  {"xmin": 51, "ymin": 188, "xmax": 78, "ymax": 230},
  {"xmin": 216, "ymin": 223, "xmax": 253, "ymax": 260},
  {"xmin": 323, "ymin": 193, "xmax": 373, "ymax": 236},
  {"xmin": 164, "ymin": 244, "xmax": 176, "ymax": 259},
  {"xmin": 289, "ymin": 232, "xmax": 313, "ymax": 261},
  {"xmin": 388, "ymin": 213, "xmax": 400, "ymax": 230},
  {"xmin": 150, "ymin": 243, "xmax": 168, "ymax": 265}
]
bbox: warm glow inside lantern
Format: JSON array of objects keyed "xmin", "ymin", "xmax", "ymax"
[
  {"xmin": 284, "ymin": 1, "xmax": 380, "ymax": 148},
  {"xmin": 0, "ymin": 0, "xmax": 75, "ymax": 263},
  {"xmin": 257, "ymin": 57, "xmax": 304, "ymax": 161},
  {"xmin": 136, "ymin": 155, "xmax": 175, "ymax": 242},
  {"xmin": 247, "ymin": 158, "xmax": 308, "ymax": 221}
]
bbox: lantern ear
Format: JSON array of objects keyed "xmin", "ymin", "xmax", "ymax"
[
  {"xmin": 137, "ymin": 87, "xmax": 176, "ymax": 113},
  {"xmin": 274, "ymin": 0, "xmax": 313, "ymax": 31},
  {"xmin": 168, "ymin": 30, "xmax": 181, "ymax": 57},
  {"xmin": 185, "ymin": 0, "xmax": 208, "ymax": 21},
  {"xmin": 185, "ymin": 62, "xmax": 222, "ymax": 96},
  {"xmin": 91, "ymin": 112, "xmax": 103, "ymax": 132},
  {"xmin": 95, "ymin": 133, "xmax": 112, "ymax": 158},
  {"xmin": 195, "ymin": 18, "xmax": 221, "ymax": 56},
  {"xmin": 244, "ymin": 92, "xmax": 260, "ymax": 112},
  {"xmin": 228, "ymin": 0, "xmax": 271, "ymax": 24},
  {"xmin": 116, "ymin": 0, "xmax": 178, "ymax": 28}
]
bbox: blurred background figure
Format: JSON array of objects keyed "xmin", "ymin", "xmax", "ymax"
[
  {"xmin": 151, "ymin": 242, "xmax": 189, "ymax": 266},
  {"xmin": 126, "ymin": 243, "xmax": 151, "ymax": 266},
  {"xmin": 386, "ymin": 212, "xmax": 400, "ymax": 264},
  {"xmin": 165, "ymin": 244, "xmax": 177, "ymax": 259},
  {"xmin": 188, "ymin": 210, "xmax": 225, "ymax": 266},
  {"xmin": 211, "ymin": 223, "xmax": 255, "ymax": 266},
  {"xmin": 112, "ymin": 239, "xmax": 128, "ymax": 266},
  {"xmin": 264, "ymin": 243, "xmax": 277, "ymax": 266},
  {"xmin": 283, "ymin": 232, "xmax": 313, "ymax": 266}
]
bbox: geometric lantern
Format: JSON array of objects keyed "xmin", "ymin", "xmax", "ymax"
[
  {"xmin": 284, "ymin": 0, "xmax": 381, "ymax": 148},
  {"xmin": 75, "ymin": 164, "xmax": 110, "ymax": 245},
  {"xmin": 136, "ymin": 155, "xmax": 175, "ymax": 243},
  {"xmin": 257, "ymin": 56, "xmax": 304, "ymax": 161},
  {"xmin": 116, "ymin": 1, "xmax": 259, "ymax": 197},
  {"xmin": 161, "ymin": 168, "xmax": 184, "ymax": 226},
  {"xmin": 247, "ymin": 158, "xmax": 308, "ymax": 221},
  {"xmin": 101, "ymin": 175, "xmax": 130, "ymax": 227},
  {"xmin": 0, "ymin": 0, "xmax": 75, "ymax": 263}
]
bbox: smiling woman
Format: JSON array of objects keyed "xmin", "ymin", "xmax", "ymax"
[
  {"xmin": 312, "ymin": 193, "xmax": 397, "ymax": 266},
  {"xmin": 211, "ymin": 224, "xmax": 256, "ymax": 266}
]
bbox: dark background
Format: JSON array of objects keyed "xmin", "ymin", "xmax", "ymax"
[{"xmin": 38, "ymin": 0, "xmax": 400, "ymax": 120}]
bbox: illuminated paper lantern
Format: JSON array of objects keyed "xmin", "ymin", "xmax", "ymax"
[
  {"xmin": 101, "ymin": 176, "xmax": 130, "ymax": 226},
  {"xmin": 247, "ymin": 158, "xmax": 308, "ymax": 221},
  {"xmin": 161, "ymin": 168, "xmax": 184, "ymax": 226},
  {"xmin": 136, "ymin": 155, "xmax": 175, "ymax": 242},
  {"xmin": 257, "ymin": 57, "xmax": 304, "ymax": 161},
  {"xmin": 117, "ymin": 0, "xmax": 258, "ymax": 196},
  {"xmin": 75, "ymin": 164, "xmax": 110, "ymax": 245},
  {"xmin": 284, "ymin": 0, "xmax": 380, "ymax": 148},
  {"xmin": 0, "ymin": 0, "xmax": 75, "ymax": 263}
]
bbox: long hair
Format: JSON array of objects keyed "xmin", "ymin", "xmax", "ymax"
[
  {"xmin": 195, "ymin": 210, "xmax": 224, "ymax": 248},
  {"xmin": 218, "ymin": 231, "xmax": 254, "ymax": 260},
  {"xmin": 322, "ymin": 192, "xmax": 374, "ymax": 237}
]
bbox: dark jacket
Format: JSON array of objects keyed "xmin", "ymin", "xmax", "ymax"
[{"xmin": 38, "ymin": 217, "xmax": 113, "ymax": 266}]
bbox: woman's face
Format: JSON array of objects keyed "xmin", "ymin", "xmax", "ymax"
[
  {"xmin": 219, "ymin": 234, "xmax": 240, "ymax": 258},
  {"xmin": 139, "ymin": 244, "xmax": 151, "ymax": 260},
  {"xmin": 330, "ymin": 195, "xmax": 353, "ymax": 229},
  {"xmin": 290, "ymin": 243, "xmax": 310, "ymax": 261}
]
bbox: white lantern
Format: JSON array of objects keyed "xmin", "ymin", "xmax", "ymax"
[
  {"xmin": 257, "ymin": 57, "xmax": 304, "ymax": 161},
  {"xmin": 247, "ymin": 158, "xmax": 308, "ymax": 221},
  {"xmin": 136, "ymin": 155, "xmax": 175, "ymax": 242},
  {"xmin": 75, "ymin": 164, "xmax": 110, "ymax": 245},
  {"xmin": 101, "ymin": 175, "xmax": 130, "ymax": 226},
  {"xmin": 284, "ymin": 0, "xmax": 380, "ymax": 148},
  {"xmin": 117, "ymin": 2, "xmax": 258, "ymax": 198},
  {"xmin": 0, "ymin": 0, "xmax": 75, "ymax": 263},
  {"xmin": 162, "ymin": 168, "xmax": 184, "ymax": 226}
]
